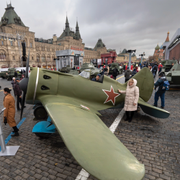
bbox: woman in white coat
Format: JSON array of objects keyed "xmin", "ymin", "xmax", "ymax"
[{"xmin": 118, "ymin": 78, "xmax": 139, "ymax": 122}]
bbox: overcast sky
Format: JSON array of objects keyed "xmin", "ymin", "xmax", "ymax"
[{"xmin": 0, "ymin": 0, "xmax": 180, "ymax": 58}]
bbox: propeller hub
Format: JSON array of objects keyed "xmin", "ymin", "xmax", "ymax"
[{"xmin": 19, "ymin": 78, "xmax": 29, "ymax": 92}]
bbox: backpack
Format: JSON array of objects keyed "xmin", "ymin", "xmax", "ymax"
[
  {"xmin": 112, "ymin": 68, "xmax": 118, "ymax": 76},
  {"xmin": 162, "ymin": 80, "xmax": 170, "ymax": 91}
]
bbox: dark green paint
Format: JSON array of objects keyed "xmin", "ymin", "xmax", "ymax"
[{"xmin": 24, "ymin": 67, "xmax": 170, "ymax": 180}]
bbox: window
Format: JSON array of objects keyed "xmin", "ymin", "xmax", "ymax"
[
  {"xmin": 37, "ymin": 54, "xmax": 40, "ymax": 62},
  {"xmin": 30, "ymin": 43, "xmax": 32, "ymax": 48},
  {"xmin": 41, "ymin": 56, "xmax": 45, "ymax": 62},
  {"xmin": 0, "ymin": 53, "xmax": 6, "ymax": 60},
  {"xmin": 32, "ymin": 57, "xmax": 34, "ymax": 60},
  {"xmin": 10, "ymin": 41, "xmax": 13, "ymax": 46},
  {"xmin": 13, "ymin": 56, "xmax": 15, "ymax": 60},
  {"xmin": 1, "ymin": 41, "xmax": 3, "ymax": 45},
  {"xmin": 47, "ymin": 55, "xmax": 50, "ymax": 61},
  {"xmin": 79, "ymin": 70, "xmax": 90, "ymax": 79}
]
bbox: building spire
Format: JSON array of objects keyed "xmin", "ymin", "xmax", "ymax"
[
  {"xmin": 74, "ymin": 19, "xmax": 81, "ymax": 40},
  {"xmin": 165, "ymin": 31, "xmax": 170, "ymax": 42},
  {"xmin": 65, "ymin": 16, "xmax": 69, "ymax": 28},
  {"xmin": 76, "ymin": 20, "xmax": 79, "ymax": 31}
]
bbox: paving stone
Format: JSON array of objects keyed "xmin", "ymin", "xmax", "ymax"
[{"xmin": 0, "ymin": 78, "xmax": 180, "ymax": 179}]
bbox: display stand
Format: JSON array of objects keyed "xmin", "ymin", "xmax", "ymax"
[{"xmin": 0, "ymin": 108, "xmax": 20, "ymax": 156}]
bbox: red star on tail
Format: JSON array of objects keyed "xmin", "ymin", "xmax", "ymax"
[{"xmin": 102, "ymin": 86, "xmax": 120, "ymax": 105}]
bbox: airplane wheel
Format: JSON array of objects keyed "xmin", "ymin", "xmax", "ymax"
[
  {"xmin": 34, "ymin": 105, "xmax": 48, "ymax": 120},
  {"xmin": 35, "ymin": 133, "xmax": 52, "ymax": 139}
]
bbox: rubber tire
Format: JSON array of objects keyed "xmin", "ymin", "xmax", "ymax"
[
  {"xmin": 34, "ymin": 105, "xmax": 48, "ymax": 120},
  {"xmin": 35, "ymin": 133, "xmax": 52, "ymax": 139}
]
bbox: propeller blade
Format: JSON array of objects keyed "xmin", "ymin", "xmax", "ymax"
[
  {"xmin": 20, "ymin": 46, "xmax": 30, "ymax": 119},
  {"xmin": 20, "ymin": 91, "xmax": 26, "ymax": 120},
  {"xmin": 25, "ymin": 46, "xmax": 30, "ymax": 78}
]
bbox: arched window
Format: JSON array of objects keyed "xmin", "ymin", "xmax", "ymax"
[
  {"xmin": 47, "ymin": 55, "xmax": 50, "ymax": 61},
  {"xmin": 36, "ymin": 54, "xmax": 40, "ymax": 62},
  {"xmin": 41, "ymin": 54, "xmax": 46, "ymax": 62},
  {"xmin": 0, "ymin": 51, "xmax": 6, "ymax": 60},
  {"xmin": 52, "ymin": 55, "xmax": 55, "ymax": 61}
]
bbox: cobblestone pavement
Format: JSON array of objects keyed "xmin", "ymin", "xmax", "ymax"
[{"xmin": 0, "ymin": 76, "xmax": 180, "ymax": 180}]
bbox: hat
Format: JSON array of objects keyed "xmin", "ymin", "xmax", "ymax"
[
  {"xmin": 97, "ymin": 74, "xmax": 101, "ymax": 77},
  {"xmin": 159, "ymin": 72, "xmax": 164, "ymax": 77},
  {"xmin": 16, "ymin": 78, "xmax": 20, "ymax": 81},
  {"xmin": 4, "ymin": 87, "xmax": 11, "ymax": 93}
]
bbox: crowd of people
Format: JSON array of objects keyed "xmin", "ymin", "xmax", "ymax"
[{"xmin": 2, "ymin": 61, "xmax": 169, "ymax": 134}]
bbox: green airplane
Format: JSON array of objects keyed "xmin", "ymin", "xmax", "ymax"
[{"xmin": 19, "ymin": 58, "xmax": 170, "ymax": 180}]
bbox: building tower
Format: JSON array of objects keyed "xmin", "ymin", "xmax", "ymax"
[
  {"xmin": 0, "ymin": 3, "xmax": 25, "ymax": 27},
  {"xmin": 64, "ymin": 16, "xmax": 70, "ymax": 36},
  {"xmin": 165, "ymin": 31, "xmax": 170, "ymax": 42},
  {"xmin": 74, "ymin": 21, "xmax": 81, "ymax": 40}
]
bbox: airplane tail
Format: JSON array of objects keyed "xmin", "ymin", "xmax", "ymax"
[
  {"xmin": 125, "ymin": 68, "xmax": 170, "ymax": 118},
  {"xmin": 133, "ymin": 67, "xmax": 154, "ymax": 102}
]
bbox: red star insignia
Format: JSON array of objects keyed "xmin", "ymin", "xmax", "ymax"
[{"xmin": 102, "ymin": 86, "xmax": 120, "ymax": 105}]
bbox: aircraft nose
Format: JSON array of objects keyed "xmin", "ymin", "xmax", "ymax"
[{"xmin": 19, "ymin": 77, "xmax": 29, "ymax": 92}]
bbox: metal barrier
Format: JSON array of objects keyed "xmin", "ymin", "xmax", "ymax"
[{"xmin": 0, "ymin": 108, "xmax": 6, "ymax": 153}]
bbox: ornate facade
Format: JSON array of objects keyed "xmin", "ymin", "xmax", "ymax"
[
  {"xmin": 116, "ymin": 49, "xmax": 137, "ymax": 63},
  {"xmin": 0, "ymin": 4, "xmax": 108, "ymax": 68}
]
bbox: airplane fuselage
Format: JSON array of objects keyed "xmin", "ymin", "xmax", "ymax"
[{"xmin": 26, "ymin": 68, "xmax": 126, "ymax": 111}]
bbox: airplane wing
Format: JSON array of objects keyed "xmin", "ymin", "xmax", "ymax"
[
  {"xmin": 138, "ymin": 97, "xmax": 170, "ymax": 118},
  {"xmin": 38, "ymin": 95, "xmax": 145, "ymax": 180}
]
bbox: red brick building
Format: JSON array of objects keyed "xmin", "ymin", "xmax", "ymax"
[
  {"xmin": 101, "ymin": 51, "xmax": 117, "ymax": 65},
  {"xmin": 163, "ymin": 30, "xmax": 180, "ymax": 61}
]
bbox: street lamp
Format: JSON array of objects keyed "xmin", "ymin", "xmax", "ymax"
[
  {"xmin": 126, "ymin": 49, "xmax": 136, "ymax": 70},
  {"xmin": 139, "ymin": 52, "xmax": 145, "ymax": 65}
]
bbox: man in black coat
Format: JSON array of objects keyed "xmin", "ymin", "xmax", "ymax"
[
  {"xmin": 14, "ymin": 71, "xmax": 18, "ymax": 78},
  {"xmin": 153, "ymin": 72, "xmax": 167, "ymax": 109},
  {"xmin": 14, "ymin": 78, "xmax": 22, "ymax": 110},
  {"xmin": 124, "ymin": 68, "xmax": 132, "ymax": 82},
  {"xmin": 112, "ymin": 67, "xmax": 119, "ymax": 80}
]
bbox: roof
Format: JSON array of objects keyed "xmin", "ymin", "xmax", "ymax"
[
  {"xmin": 118, "ymin": 54, "xmax": 125, "ymax": 57},
  {"xmin": 167, "ymin": 28, "xmax": 180, "ymax": 50},
  {"xmin": 131, "ymin": 53, "xmax": 136, "ymax": 57},
  {"xmin": 107, "ymin": 49, "xmax": 116, "ymax": 52},
  {"xmin": 0, "ymin": 4, "xmax": 25, "ymax": 27},
  {"xmin": 155, "ymin": 44, "xmax": 160, "ymax": 50},
  {"xmin": 165, "ymin": 32, "xmax": 170, "ymax": 42},
  {"xmin": 58, "ymin": 17, "xmax": 81, "ymax": 41},
  {"xmin": 121, "ymin": 49, "xmax": 127, "ymax": 54},
  {"xmin": 94, "ymin": 39, "xmax": 106, "ymax": 50},
  {"xmin": 35, "ymin": 38, "xmax": 53, "ymax": 44}
]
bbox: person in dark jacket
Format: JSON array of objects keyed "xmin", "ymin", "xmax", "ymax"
[
  {"xmin": 14, "ymin": 78, "xmax": 22, "ymax": 111},
  {"xmin": 112, "ymin": 67, "xmax": 118, "ymax": 80},
  {"xmin": 92, "ymin": 74, "xmax": 101, "ymax": 82},
  {"xmin": 152, "ymin": 64, "xmax": 158, "ymax": 78},
  {"xmin": 131, "ymin": 67, "xmax": 137, "ymax": 77},
  {"xmin": 11, "ymin": 77, "xmax": 16, "ymax": 96},
  {"xmin": 14, "ymin": 71, "xmax": 18, "ymax": 78},
  {"xmin": 124, "ymin": 68, "xmax": 132, "ymax": 82},
  {"xmin": 153, "ymin": 72, "xmax": 166, "ymax": 109}
]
